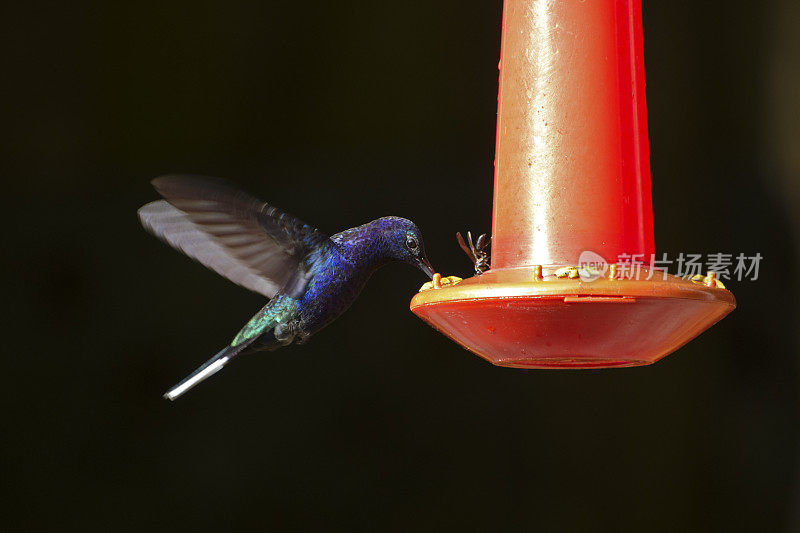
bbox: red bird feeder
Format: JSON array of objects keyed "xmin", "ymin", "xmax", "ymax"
[{"xmin": 411, "ymin": 0, "xmax": 735, "ymax": 368}]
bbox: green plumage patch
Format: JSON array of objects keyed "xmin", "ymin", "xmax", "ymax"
[{"xmin": 231, "ymin": 296, "xmax": 298, "ymax": 347}]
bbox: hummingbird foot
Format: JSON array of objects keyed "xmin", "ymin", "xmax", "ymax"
[{"xmin": 273, "ymin": 319, "xmax": 303, "ymax": 346}]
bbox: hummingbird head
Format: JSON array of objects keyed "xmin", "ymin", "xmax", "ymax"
[{"xmin": 377, "ymin": 217, "xmax": 435, "ymax": 279}]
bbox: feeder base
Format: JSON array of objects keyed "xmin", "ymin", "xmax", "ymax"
[{"xmin": 410, "ymin": 266, "xmax": 735, "ymax": 369}]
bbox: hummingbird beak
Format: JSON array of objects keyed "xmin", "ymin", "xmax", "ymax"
[{"xmin": 417, "ymin": 256, "xmax": 436, "ymax": 279}]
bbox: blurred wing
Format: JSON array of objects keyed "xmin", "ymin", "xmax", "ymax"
[
  {"xmin": 138, "ymin": 175, "xmax": 328, "ymax": 298},
  {"xmin": 456, "ymin": 232, "xmax": 477, "ymax": 264},
  {"xmin": 475, "ymin": 233, "xmax": 488, "ymax": 253},
  {"xmin": 139, "ymin": 200, "xmax": 283, "ymax": 297}
]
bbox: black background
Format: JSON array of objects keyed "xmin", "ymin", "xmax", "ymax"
[{"xmin": 4, "ymin": 1, "xmax": 800, "ymax": 531}]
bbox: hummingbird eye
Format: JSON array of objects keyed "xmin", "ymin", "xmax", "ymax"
[{"xmin": 406, "ymin": 237, "xmax": 418, "ymax": 250}]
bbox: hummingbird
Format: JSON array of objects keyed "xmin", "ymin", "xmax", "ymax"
[{"xmin": 138, "ymin": 175, "xmax": 435, "ymax": 400}]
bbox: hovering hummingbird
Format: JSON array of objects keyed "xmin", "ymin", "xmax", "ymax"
[{"xmin": 138, "ymin": 175, "xmax": 435, "ymax": 400}]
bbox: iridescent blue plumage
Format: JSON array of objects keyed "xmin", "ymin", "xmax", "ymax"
[{"xmin": 138, "ymin": 176, "xmax": 434, "ymax": 399}]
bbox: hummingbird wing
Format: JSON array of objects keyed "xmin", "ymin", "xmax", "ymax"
[{"xmin": 138, "ymin": 175, "xmax": 328, "ymax": 299}]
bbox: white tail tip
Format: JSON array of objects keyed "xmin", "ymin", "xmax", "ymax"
[{"xmin": 163, "ymin": 356, "xmax": 230, "ymax": 401}]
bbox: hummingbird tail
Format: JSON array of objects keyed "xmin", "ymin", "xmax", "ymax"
[
  {"xmin": 162, "ymin": 297, "xmax": 297, "ymax": 400},
  {"xmin": 163, "ymin": 344, "xmax": 244, "ymax": 401}
]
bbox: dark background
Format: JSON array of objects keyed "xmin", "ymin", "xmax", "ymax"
[{"xmin": 4, "ymin": 1, "xmax": 799, "ymax": 531}]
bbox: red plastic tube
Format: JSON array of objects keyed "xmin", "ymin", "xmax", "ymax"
[{"xmin": 491, "ymin": 0, "xmax": 653, "ymax": 268}]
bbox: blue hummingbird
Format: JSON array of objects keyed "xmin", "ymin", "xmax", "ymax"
[{"xmin": 138, "ymin": 175, "xmax": 435, "ymax": 400}]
